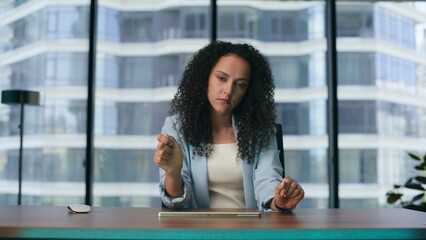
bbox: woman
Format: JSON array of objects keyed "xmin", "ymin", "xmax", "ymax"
[{"xmin": 154, "ymin": 41, "xmax": 304, "ymax": 212}]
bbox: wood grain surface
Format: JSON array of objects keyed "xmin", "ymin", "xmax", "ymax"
[{"xmin": 0, "ymin": 206, "xmax": 425, "ymax": 239}]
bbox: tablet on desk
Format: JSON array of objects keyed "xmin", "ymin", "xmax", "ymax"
[{"xmin": 158, "ymin": 211, "xmax": 261, "ymax": 218}]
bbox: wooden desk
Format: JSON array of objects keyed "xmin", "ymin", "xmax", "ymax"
[{"xmin": 0, "ymin": 206, "xmax": 425, "ymax": 239}]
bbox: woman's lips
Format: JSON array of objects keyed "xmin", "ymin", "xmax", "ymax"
[{"xmin": 218, "ymin": 98, "xmax": 230, "ymax": 104}]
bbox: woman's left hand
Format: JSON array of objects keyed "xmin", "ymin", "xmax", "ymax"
[{"xmin": 273, "ymin": 177, "xmax": 304, "ymax": 210}]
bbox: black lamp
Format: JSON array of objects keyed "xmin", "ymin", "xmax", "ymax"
[{"xmin": 1, "ymin": 90, "xmax": 42, "ymax": 205}]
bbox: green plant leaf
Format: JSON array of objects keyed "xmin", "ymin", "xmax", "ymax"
[
  {"xmin": 404, "ymin": 177, "xmax": 413, "ymax": 186},
  {"xmin": 423, "ymin": 154, "xmax": 426, "ymax": 162},
  {"xmin": 411, "ymin": 193, "xmax": 425, "ymax": 203},
  {"xmin": 415, "ymin": 176, "xmax": 426, "ymax": 184},
  {"xmin": 404, "ymin": 183, "xmax": 425, "ymax": 191},
  {"xmin": 393, "ymin": 184, "xmax": 401, "ymax": 189},
  {"xmin": 415, "ymin": 165, "xmax": 426, "ymax": 171},
  {"xmin": 408, "ymin": 152, "xmax": 421, "ymax": 161},
  {"xmin": 404, "ymin": 204, "xmax": 426, "ymax": 212},
  {"xmin": 386, "ymin": 192, "xmax": 403, "ymax": 204}
]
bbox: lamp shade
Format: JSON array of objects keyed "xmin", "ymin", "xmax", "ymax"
[{"xmin": 1, "ymin": 90, "xmax": 41, "ymax": 106}]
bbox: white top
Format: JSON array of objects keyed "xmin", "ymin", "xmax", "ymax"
[{"xmin": 207, "ymin": 143, "xmax": 245, "ymax": 208}]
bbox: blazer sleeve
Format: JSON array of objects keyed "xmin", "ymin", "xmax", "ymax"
[
  {"xmin": 158, "ymin": 116, "xmax": 193, "ymax": 209},
  {"xmin": 254, "ymin": 129, "xmax": 294, "ymax": 212}
]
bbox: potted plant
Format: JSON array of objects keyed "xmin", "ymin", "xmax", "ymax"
[{"xmin": 386, "ymin": 152, "xmax": 426, "ymax": 212}]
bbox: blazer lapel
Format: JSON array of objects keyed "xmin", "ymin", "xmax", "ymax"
[
  {"xmin": 232, "ymin": 114, "xmax": 257, "ymax": 208},
  {"xmin": 241, "ymin": 158, "xmax": 256, "ymax": 208},
  {"xmin": 191, "ymin": 153, "xmax": 210, "ymax": 208}
]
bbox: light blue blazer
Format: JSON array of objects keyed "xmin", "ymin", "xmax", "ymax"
[{"xmin": 159, "ymin": 115, "xmax": 286, "ymax": 212}]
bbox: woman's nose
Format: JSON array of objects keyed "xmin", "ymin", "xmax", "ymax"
[{"xmin": 224, "ymin": 82, "xmax": 233, "ymax": 96}]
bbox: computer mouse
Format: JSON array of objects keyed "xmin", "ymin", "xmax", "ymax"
[{"xmin": 67, "ymin": 204, "xmax": 91, "ymax": 213}]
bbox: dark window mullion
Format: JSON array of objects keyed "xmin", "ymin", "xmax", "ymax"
[
  {"xmin": 85, "ymin": 0, "xmax": 98, "ymax": 206},
  {"xmin": 210, "ymin": 0, "xmax": 217, "ymax": 42},
  {"xmin": 326, "ymin": 0, "xmax": 339, "ymax": 208}
]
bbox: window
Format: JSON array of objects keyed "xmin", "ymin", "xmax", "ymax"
[
  {"xmin": 337, "ymin": 1, "xmax": 426, "ymax": 209},
  {"xmin": 120, "ymin": 57, "xmax": 153, "ymax": 88},
  {"xmin": 218, "ymin": 0, "xmax": 328, "ymax": 208},
  {"xmin": 121, "ymin": 12, "xmax": 153, "ymax": 42},
  {"xmin": 337, "ymin": 4, "xmax": 374, "ymax": 37},
  {"xmin": 340, "ymin": 150, "xmax": 377, "ymax": 183},
  {"xmin": 267, "ymin": 10, "xmax": 309, "ymax": 41},
  {"xmin": 0, "ymin": 2, "xmax": 89, "ymax": 205},
  {"xmin": 1, "ymin": 0, "xmax": 424, "ymax": 209},
  {"xmin": 182, "ymin": 8, "xmax": 208, "ymax": 38},
  {"xmin": 338, "ymin": 52, "xmax": 375, "ymax": 86},
  {"xmin": 92, "ymin": 0, "xmax": 210, "ymax": 207},
  {"xmin": 47, "ymin": 6, "xmax": 89, "ymax": 40},
  {"xmin": 97, "ymin": 7, "xmax": 120, "ymax": 42},
  {"xmin": 218, "ymin": 7, "xmax": 257, "ymax": 39},
  {"xmin": 339, "ymin": 101, "xmax": 377, "ymax": 134}
]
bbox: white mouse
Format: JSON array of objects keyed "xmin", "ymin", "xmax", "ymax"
[{"xmin": 67, "ymin": 204, "xmax": 91, "ymax": 213}]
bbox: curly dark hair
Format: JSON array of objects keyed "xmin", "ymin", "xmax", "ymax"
[{"xmin": 170, "ymin": 41, "xmax": 276, "ymax": 163}]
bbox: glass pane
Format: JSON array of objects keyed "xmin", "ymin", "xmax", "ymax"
[
  {"xmin": 337, "ymin": 1, "xmax": 426, "ymax": 208},
  {"xmin": 0, "ymin": 1, "xmax": 89, "ymax": 205},
  {"xmin": 93, "ymin": 0, "xmax": 210, "ymax": 207},
  {"xmin": 217, "ymin": 0, "xmax": 328, "ymax": 208}
]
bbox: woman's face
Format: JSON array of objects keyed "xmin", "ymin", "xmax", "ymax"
[{"xmin": 207, "ymin": 54, "xmax": 251, "ymax": 117}]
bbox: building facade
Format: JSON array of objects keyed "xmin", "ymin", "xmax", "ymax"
[{"xmin": 0, "ymin": 0, "xmax": 425, "ymax": 208}]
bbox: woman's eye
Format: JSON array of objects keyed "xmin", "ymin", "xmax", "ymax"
[
  {"xmin": 237, "ymin": 82, "xmax": 247, "ymax": 88},
  {"xmin": 217, "ymin": 76, "xmax": 226, "ymax": 81}
]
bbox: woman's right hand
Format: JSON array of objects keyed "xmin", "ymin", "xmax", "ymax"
[{"xmin": 154, "ymin": 134, "xmax": 183, "ymax": 176}]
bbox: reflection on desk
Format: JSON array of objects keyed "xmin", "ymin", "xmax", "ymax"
[{"xmin": 0, "ymin": 206, "xmax": 425, "ymax": 239}]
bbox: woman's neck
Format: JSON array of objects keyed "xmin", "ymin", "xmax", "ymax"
[{"xmin": 211, "ymin": 112, "xmax": 235, "ymax": 144}]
